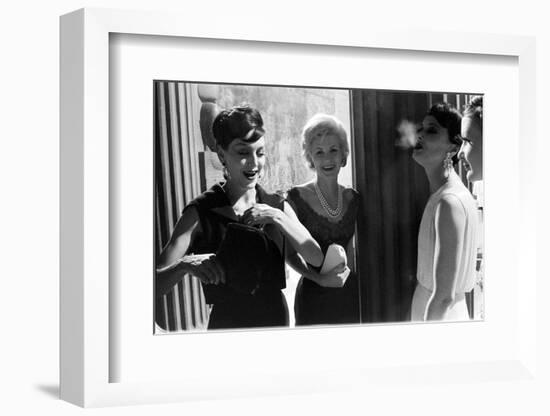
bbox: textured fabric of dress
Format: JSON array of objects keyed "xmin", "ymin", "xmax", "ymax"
[
  {"xmin": 411, "ymin": 176, "xmax": 479, "ymax": 321},
  {"xmin": 286, "ymin": 187, "xmax": 361, "ymax": 326},
  {"xmin": 185, "ymin": 182, "xmax": 289, "ymax": 329}
]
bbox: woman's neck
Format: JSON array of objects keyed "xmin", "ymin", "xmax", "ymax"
[
  {"xmin": 223, "ymin": 180, "xmax": 256, "ymax": 210},
  {"xmin": 315, "ymin": 175, "xmax": 339, "ymax": 198},
  {"xmin": 424, "ymin": 164, "xmax": 457, "ymax": 194}
]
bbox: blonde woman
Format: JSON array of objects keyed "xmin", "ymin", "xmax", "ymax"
[{"xmin": 286, "ymin": 114, "xmax": 360, "ymax": 326}]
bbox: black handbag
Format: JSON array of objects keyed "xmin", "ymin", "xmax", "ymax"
[{"xmin": 216, "ymin": 222, "xmax": 271, "ymax": 295}]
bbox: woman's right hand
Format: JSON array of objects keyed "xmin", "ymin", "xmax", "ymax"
[
  {"xmin": 180, "ymin": 254, "xmax": 225, "ymax": 285},
  {"xmin": 316, "ymin": 263, "xmax": 350, "ymax": 288}
]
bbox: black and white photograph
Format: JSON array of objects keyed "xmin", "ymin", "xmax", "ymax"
[{"xmin": 154, "ymin": 81, "xmax": 484, "ymax": 333}]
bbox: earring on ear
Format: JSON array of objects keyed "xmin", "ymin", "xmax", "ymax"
[
  {"xmin": 341, "ymin": 159, "xmax": 346, "ymax": 167},
  {"xmin": 443, "ymin": 152, "xmax": 453, "ymax": 178},
  {"xmin": 222, "ymin": 163, "xmax": 231, "ymax": 180}
]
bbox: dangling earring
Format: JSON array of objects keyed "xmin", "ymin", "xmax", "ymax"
[
  {"xmin": 222, "ymin": 163, "xmax": 231, "ymax": 180},
  {"xmin": 443, "ymin": 152, "xmax": 453, "ymax": 178},
  {"xmin": 341, "ymin": 159, "xmax": 346, "ymax": 167}
]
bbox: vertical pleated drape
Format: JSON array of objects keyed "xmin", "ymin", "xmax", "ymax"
[
  {"xmin": 154, "ymin": 81, "xmax": 209, "ymax": 332},
  {"xmin": 352, "ymin": 90, "xmax": 431, "ymax": 323}
]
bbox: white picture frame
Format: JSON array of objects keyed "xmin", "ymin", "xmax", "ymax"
[{"xmin": 60, "ymin": 7, "xmax": 538, "ymax": 407}]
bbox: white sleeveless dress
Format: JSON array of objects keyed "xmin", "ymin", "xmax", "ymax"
[{"xmin": 411, "ymin": 176, "xmax": 479, "ymax": 322}]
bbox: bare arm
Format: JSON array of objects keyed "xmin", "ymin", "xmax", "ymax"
[
  {"xmin": 285, "ymin": 243, "xmax": 348, "ymax": 289},
  {"xmin": 156, "ymin": 206, "xmax": 224, "ymax": 297},
  {"xmin": 242, "ymin": 201, "xmax": 323, "ymax": 267},
  {"xmin": 285, "ymin": 249, "xmax": 317, "ymax": 282},
  {"xmin": 425, "ymin": 196, "xmax": 465, "ymax": 320},
  {"xmin": 280, "ymin": 201, "xmax": 324, "ymax": 266}
]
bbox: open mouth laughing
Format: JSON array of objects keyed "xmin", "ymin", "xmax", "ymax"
[
  {"xmin": 243, "ymin": 170, "xmax": 259, "ymax": 180},
  {"xmin": 321, "ymin": 164, "xmax": 336, "ymax": 172}
]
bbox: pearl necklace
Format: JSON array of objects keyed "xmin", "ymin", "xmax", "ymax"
[{"xmin": 314, "ymin": 181, "xmax": 343, "ymax": 218}]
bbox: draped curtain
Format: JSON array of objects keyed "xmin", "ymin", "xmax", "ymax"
[
  {"xmin": 154, "ymin": 81, "xmax": 209, "ymax": 331},
  {"xmin": 352, "ymin": 90, "xmax": 431, "ymax": 323}
]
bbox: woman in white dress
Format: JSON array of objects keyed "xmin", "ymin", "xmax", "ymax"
[{"xmin": 411, "ymin": 103, "xmax": 479, "ymax": 321}]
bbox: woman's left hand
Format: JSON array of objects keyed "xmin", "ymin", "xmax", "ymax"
[
  {"xmin": 242, "ymin": 203, "xmax": 282, "ymax": 226},
  {"xmin": 316, "ymin": 264, "xmax": 350, "ymax": 288}
]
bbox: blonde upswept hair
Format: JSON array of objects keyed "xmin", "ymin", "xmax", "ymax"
[{"xmin": 301, "ymin": 114, "xmax": 349, "ymax": 169}]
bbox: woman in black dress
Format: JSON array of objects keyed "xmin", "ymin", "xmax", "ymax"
[
  {"xmin": 286, "ymin": 114, "xmax": 361, "ymax": 326},
  {"xmin": 156, "ymin": 106, "xmax": 323, "ymax": 330}
]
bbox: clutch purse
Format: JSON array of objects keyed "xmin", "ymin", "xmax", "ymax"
[
  {"xmin": 216, "ymin": 222, "xmax": 270, "ymax": 295},
  {"xmin": 320, "ymin": 243, "xmax": 350, "ymax": 282}
]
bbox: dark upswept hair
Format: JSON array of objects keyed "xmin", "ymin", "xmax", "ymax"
[
  {"xmin": 212, "ymin": 105, "xmax": 265, "ymax": 150},
  {"xmin": 427, "ymin": 102, "xmax": 463, "ymax": 166}
]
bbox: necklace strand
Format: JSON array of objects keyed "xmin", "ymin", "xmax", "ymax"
[{"xmin": 314, "ymin": 182, "xmax": 342, "ymax": 218}]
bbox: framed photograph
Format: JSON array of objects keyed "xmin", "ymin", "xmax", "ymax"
[
  {"xmin": 151, "ymin": 80, "xmax": 484, "ymax": 334},
  {"xmin": 60, "ymin": 8, "xmax": 537, "ymax": 407}
]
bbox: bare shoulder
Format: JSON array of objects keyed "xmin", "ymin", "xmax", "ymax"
[
  {"xmin": 294, "ymin": 181, "xmax": 315, "ymax": 193},
  {"xmin": 158, "ymin": 204, "xmax": 201, "ymax": 268},
  {"xmin": 436, "ymin": 194, "xmax": 467, "ymax": 225},
  {"xmin": 342, "ymin": 186, "xmax": 359, "ymax": 204},
  {"xmin": 290, "ymin": 182, "xmax": 316, "ymax": 202},
  {"xmin": 171, "ymin": 204, "xmax": 201, "ymax": 241},
  {"xmin": 439, "ymin": 194, "xmax": 465, "ymax": 211}
]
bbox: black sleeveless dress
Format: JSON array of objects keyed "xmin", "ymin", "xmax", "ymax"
[
  {"xmin": 286, "ymin": 187, "xmax": 361, "ymax": 326},
  {"xmin": 185, "ymin": 182, "xmax": 289, "ymax": 330}
]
